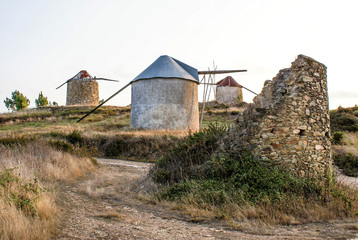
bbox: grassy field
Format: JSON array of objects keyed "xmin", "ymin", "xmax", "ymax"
[{"xmin": 0, "ymin": 103, "xmax": 245, "ymax": 162}]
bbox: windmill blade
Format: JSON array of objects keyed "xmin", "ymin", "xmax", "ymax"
[
  {"xmin": 56, "ymin": 72, "xmax": 79, "ymax": 90},
  {"xmin": 198, "ymin": 70, "xmax": 247, "ymax": 75},
  {"xmin": 77, "ymin": 82, "xmax": 132, "ymax": 123},
  {"xmin": 94, "ymin": 78, "xmax": 119, "ymax": 82},
  {"xmin": 55, "ymin": 78, "xmax": 72, "ymax": 90},
  {"xmin": 240, "ymin": 85, "xmax": 258, "ymax": 95}
]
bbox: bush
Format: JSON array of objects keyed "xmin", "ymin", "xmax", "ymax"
[
  {"xmin": 4, "ymin": 90, "xmax": 30, "ymax": 111},
  {"xmin": 48, "ymin": 140, "xmax": 75, "ymax": 154},
  {"xmin": 0, "ymin": 136, "xmax": 30, "ymax": 146},
  {"xmin": 66, "ymin": 130, "xmax": 83, "ymax": 145},
  {"xmin": 104, "ymin": 138, "xmax": 125, "ymax": 157},
  {"xmin": 334, "ymin": 150, "xmax": 358, "ymax": 177},
  {"xmin": 35, "ymin": 91, "xmax": 49, "ymax": 108},
  {"xmin": 151, "ymin": 123, "xmax": 229, "ymax": 183},
  {"xmin": 354, "ymin": 110, "xmax": 358, "ymax": 117},
  {"xmin": 332, "ymin": 132, "xmax": 344, "ymax": 145},
  {"xmin": 330, "ymin": 110, "xmax": 358, "ymax": 132},
  {"xmin": 0, "ymin": 168, "xmax": 44, "ymax": 216},
  {"xmin": 155, "ymin": 153, "xmax": 322, "ymax": 205},
  {"xmin": 151, "ymin": 123, "xmax": 354, "ymax": 223}
]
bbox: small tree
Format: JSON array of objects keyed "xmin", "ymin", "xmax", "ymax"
[
  {"xmin": 4, "ymin": 90, "xmax": 30, "ymax": 111},
  {"xmin": 35, "ymin": 91, "xmax": 49, "ymax": 108}
]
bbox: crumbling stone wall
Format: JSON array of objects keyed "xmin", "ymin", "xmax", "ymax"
[
  {"xmin": 222, "ymin": 55, "xmax": 331, "ymax": 178},
  {"xmin": 66, "ymin": 79, "xmax": 99, "ymax": 106}
]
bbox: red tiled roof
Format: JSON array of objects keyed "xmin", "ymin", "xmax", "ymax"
[
  {"xmin": 216, "ymin": 76, "xmax": 241, "ymax": 87},
  {"xmin": 71, "ymin": 70, "xmax": 93, "ymax": 80}
]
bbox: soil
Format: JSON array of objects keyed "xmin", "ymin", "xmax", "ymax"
[{"xmin": 54, "ymin": 159, "xmax": 358, "ymax": 240}]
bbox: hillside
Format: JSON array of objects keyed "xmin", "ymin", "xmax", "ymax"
[{"xmin": 0, "ymin": 102, "xmax": 246, "ymax": 162}]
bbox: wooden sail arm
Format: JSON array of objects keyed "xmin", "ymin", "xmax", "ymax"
[
  {"xmin": 198, "ymin": 70, "xmax": 247, "ymax": 75},
  {"xmin": 93, "ymin": 78, "xmax": 119, "ymax": 82},
  {"xmin": 55, "ymin": 79, "xmax": 72, "ymax": 90},
  {"xmin": 77, "ymin": 82, "xmax": 131, "ymax": 123}
]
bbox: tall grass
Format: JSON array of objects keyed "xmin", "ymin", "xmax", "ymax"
[
  {"xmin": 150, "ymin": 124, "xmax": 358, "ymax": 225},
  {"xmin": 0, "ymin": 141, "xmax": 95, "ymax": 240}
]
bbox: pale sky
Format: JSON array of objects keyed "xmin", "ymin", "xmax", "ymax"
[{"xmin": 0, "ymin": 0, "xmax": 357, "ymax": 112}]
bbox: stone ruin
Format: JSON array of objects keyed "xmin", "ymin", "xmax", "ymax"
[{"xmin": 221, "ymin": 55, "xmax": 331, "ymax": 178}]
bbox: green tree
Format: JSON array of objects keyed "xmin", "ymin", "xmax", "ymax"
[
  {"xmin": 4, "ymin": 90, "xmax": 30, "ymax": 111},
  {"xmin": 35, "ymin": 91, "xmax": 49, "ymax": 108}
]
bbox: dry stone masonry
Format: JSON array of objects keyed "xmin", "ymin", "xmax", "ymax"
[
  {"xmin": 66, "ymin": 79, "xmax": 99, "ymax": 106},
  {"xmin": 222, "ymin": 55, "xmax": 331, "ymax": 178}
]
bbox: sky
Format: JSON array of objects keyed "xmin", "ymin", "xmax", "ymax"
[{"xmin": 0, "ymin": 0, "xmax": 357, "ymax": 112}]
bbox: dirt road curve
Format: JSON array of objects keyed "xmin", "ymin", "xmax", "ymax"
[{"xmin": 55, "ymin": 159, "xmax": 358, "ymax": 240}]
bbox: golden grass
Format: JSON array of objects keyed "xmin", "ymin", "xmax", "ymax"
[
  {"xmin": 0, "ymin": 142, "xmax": 96, "ymax": 240},
  {"xmin": 139, "ymin": 180, "xmax": 358, "ymax": 229},
  {"xmin": 335, "ymin": 132, "xmax": 358, "ymax": 155},
  {"xmin": 0, "ymin": 142, "xmax": 95, "ymax": 182}
]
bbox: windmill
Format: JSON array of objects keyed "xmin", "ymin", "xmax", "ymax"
[
  {"xmin": 56, "ymin": 70, "xmax": 119, "ymax": 106},
  {"xmin": 77, "ymin": 56, "xmax": 256, "ymax": 131}
]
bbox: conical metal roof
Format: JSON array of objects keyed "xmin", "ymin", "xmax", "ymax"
[{"xmin": 131, "ymin": 55, "xmax": 199, "ymax": 83}]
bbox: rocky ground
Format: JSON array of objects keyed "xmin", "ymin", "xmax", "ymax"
[{"xmin": 54, "ymin": 159, "xmax": 358, "ymax": 240}]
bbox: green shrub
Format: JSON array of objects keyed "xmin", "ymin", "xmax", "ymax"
[
  {"xmin": 66, "ymin": 130, "xmax": 83, "ymax": 145},
  {"xmin": 48, "ymin": 140, "xmax": 75, "ymax": 154},
  {"xmin": 354, "ymin": 110, "xmax": 358, "ymax": 117},
  {"xmin": 0, "ymin": 168, "xmax": 44, "ymax": 216},
  {"xmin": 0, "ymin": 136, "xmax": 30, "ymax": 146},
  {"xmin": 151, "ymin": 122, "xmax": 229, "ymax": 184},
  {"xmin": 334, "ymin": 150, "xmax": 358, "ymax": 177},
  {"xmin": 3, "ymin": 90, "xmax": 30, "ymax": 111},
  {"xmin": 104, "ymin": 138, "xmax": 125, "ymax": 157},
  {"xmin": 155, "ymin": 154, "xmax": 322, "ymax": 205},
  {"xmin": 332, "ymin": 131, "xmax": 344, "ymax": 145},
  {"xmin": 35, "ymin": 91, "xmax": 49, "ymax": 108},
  {"xmin": 330, "ymin": 111, "xmax": 358, "ymax": 132},
  {"xmin": 151, "ymin": 123, "xmax": 353, "ymax": 214}
]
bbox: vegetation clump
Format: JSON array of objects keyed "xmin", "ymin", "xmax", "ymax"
[
  {"xmin": 330, "ymin": 106, "xmax": 358, "ymax": 132},
  {"xmin": 0, "ymin": 168, "xmax": 44, "ymax": 216},
  {"xmin": 0, "ymin": 141, "xmax": 96, "ymax": 239},
  {"xmin": 35, "ymin": 91, "xmax": 50, "ymax": 108},
  {"xmin": 152, "ymin": 123, "xmax": 229, "ymax": 183},
  {"xmin": 4, "ymin": 90, "xmax": 30, "ymax": 111},
  {"xmin": 334, "ymin": 149, "xmax": 358, "ymax": 177},
  {"xmin": 332, "ymin": 131, "xmax": 344, "ymax": 145},
  {"xmin": 151, "ymin": 124, "xmax": 355, "ymax": 223}
]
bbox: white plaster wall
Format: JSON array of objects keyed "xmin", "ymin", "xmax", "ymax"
[
  {"xmin": 216, "ymin": 86, "xmax": 242, "ymax": 104},
  {"xmin": 130, "ymin": 78, "xmax": 199, "ymax": 131}
]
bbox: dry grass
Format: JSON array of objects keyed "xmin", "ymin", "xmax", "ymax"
[
  {"xmin": 0, "ymin": 142, "xmax": 95, "ymax": 182},
  {"xmin": 0, "ymin": 142, "xmax": 96, "ymax": 240},
  {"xmin": 143, "ymin": 183, "xmax": 358, "ymax": 230},
  {"xmin": 334, "ymin": 132, "xmax": 358, "ymax": 155}
]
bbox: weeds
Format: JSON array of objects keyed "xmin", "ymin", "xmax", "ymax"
[
  {"xmin": 151, "ymin": 123, "xmax": 357, "ymax": 224},
  {"xmin": 0, "ymin": 141, "xmax": 96, "ymax": 239},
  {"xmin": 330, "ymin": 106, "xmax": 358, "ymax": 132},
  {"xmin": 151, "ymin": 123, "xmax": 229, "ymax": 183},
  {"xmin": 334, "ymin": 149, "xmax": 358, "ymax": 177},
  {"xmin": 0, "ymin": 136, "xmax": 31, "ymax": 146},
  {"xmin": 332, "ymin": 131, "xmax": 344, "ymax": 145}
]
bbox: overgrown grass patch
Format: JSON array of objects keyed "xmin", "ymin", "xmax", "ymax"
[
  {"xmin": 330, "ymin": 106, "xmax": 358, "ymax": 132},
  {"xmin": 150, "ymin": 124, "xmax": 357, "ymax": 224},
  {"xmin": 0, "ymin": 141, "xmax": 96, "ymax": 239},
  {"xmin": 334, "ymin": 149, "xmax": 358, "ymax": 177}
]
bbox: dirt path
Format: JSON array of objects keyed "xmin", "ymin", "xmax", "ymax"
[{"xmin": 55, "ymin": 159, "xmax": 358, "ymax": 240}]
